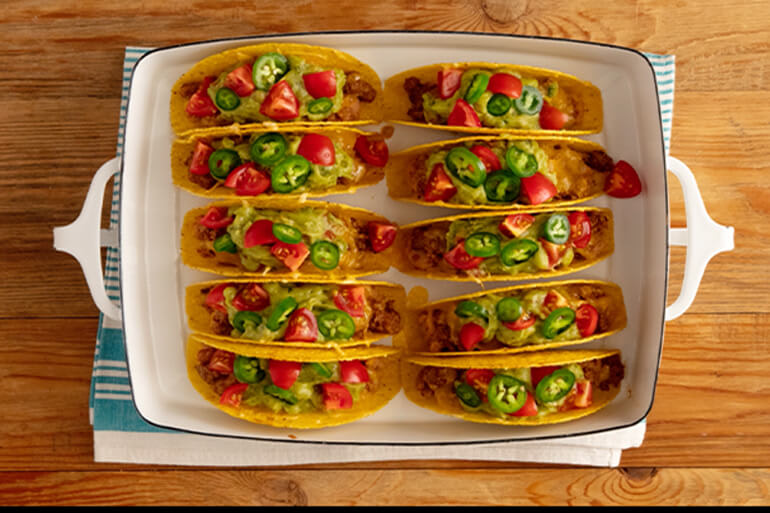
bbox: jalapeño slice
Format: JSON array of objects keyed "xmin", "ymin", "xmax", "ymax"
[
  {"xmin": 310, "ymin": 241, "xmax": 340, "ymax": 270},
  {"xmin": 232, "ymin": 311, "xmax": 263, "ymax": 332},
  {"xmin": 455, "ymin": 383, "xmax": 482, "ymax": 408},
  {"xmin": 310, "ymin": 362, "xmax": 333, "ymax": 378},
  {"xmin": 272, "ymin": 223, "xmax": 303, "ymax": 244},
  {"xmin": 543, "ymin": 214, "xmax": 571, "ymax": 244},
  {"xmin": 215, "ymin": 87, "xmax": 240, "ymax": 111},
  {"xmin": 454, "ymin": 300, "xmax": 489, "ymax": 320},
  {"xmin": 267, "ymin": 297, "xmax": 298, "ymax": 331},
  {"xmin": 264, "ymin": 383, "xmax": 298, "ymax": 404},
  {"xmin": 505, "ymin": 146, "xmax": 538, "ymax": 178},
  {"xmin": 542, "ymin": 307, "xmax": 576, "ymax": 339},
  {"xmin": 513, "ymin": 85, "xmax": 544, "ymax": 115},
  {"xmin": 465, "ymin": 73, "xmax": 490, "ymax": 104},
  {"xmin": 308, "ymin": 97, "xmax": 333, "ymax": 115},
  {"xmin": 484, "ymin": 170, "xmax": 521, "ymax": 202},
  {"xmin": 250, "ymin": 132, "xmax": 287, "ymax": 166},
  {"xmin": 213, "ymin": 233, "xmax": 237, "ymax": 253},
  {"xmin": 495, "ymin": 297, "xmax": 523, "ymax": 323},
  {"xmin": 487, "ymin": 93, "xmax": 512, "ymax": 116},
  {"xmin": 233, "ymin": 355, "xmax": 265, "ymax": 384},
  {"xmin": 271, "ymin": 155, "xmax": 311, "ymax": 193},
  {"xmin": 317, "ymin": 309, "xmax": 356, "ymax": 340},
  {"xmin": 464, "ymin": 232, "xmax": 500, "ymax": 258},
  {"xmin": 500, "ymin": 239, "xmax": 539, "ymax": 266},
  {"xmin": 535, "ymin": 368, "xmax": 575, "ymax": 403},
  {"xmin": 253, "ymin": 52, "xmax": 289, "ymax": 91},
  {"xmin": 487, "ymin": 374, "xmax": 528, "ymax": 414},
  {"xmin": 208, "ymin": 149, "xmax": 241, "ymax": 179},
  {"xmin": 445, "ymin": 147, "xmax": 486, "ymax": 187}
]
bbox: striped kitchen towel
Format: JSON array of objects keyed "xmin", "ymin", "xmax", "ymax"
[{"xmin": 90, "ymin": 46, "xmax": 674, "ymax": 466}]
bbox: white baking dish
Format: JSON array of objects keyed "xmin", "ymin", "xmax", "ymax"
[{"xmin": 54, "ymin": 31, "xmax": 733, "ymax": 444}]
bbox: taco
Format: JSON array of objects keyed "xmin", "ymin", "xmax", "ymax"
[
  {"xmin": 383, "ymin": 63, "xmax": 602, "ymax": 135},
  {"xmin": 402, "ymin": 280, "xmax": 626, "ymax": 355},
  {"xmin": 170, "ymin": 43, "xmax": 383, "ymax": 135},
  {"xmin": 386, "ymin": 135, "xmax": 616, "ymax": 210},
  {"xmin": 173, "ymin": 126, "xmax": 389, "ymax": 199},
  {"xmin": 394, "ymin": 207, "xmax": 613, "ymax": 282},
  {"xmin": 403, "ymin": 349, "xmax": 624, "ymax": 425},
  {"xmin": 182, "ymin": 199, "xmax": 398, "ymax": 278},
  {"xmin": 187, "ymin": 278, "xmax": 405, "ymax": 350},
  {"xmin": 187, "ymin": 334, "xmax": 401, "ymax": 429}
]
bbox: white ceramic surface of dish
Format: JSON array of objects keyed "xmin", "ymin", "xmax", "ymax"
[{"xmin": 54, "ymin": 32, "xmax": 733, "ymax": 444}]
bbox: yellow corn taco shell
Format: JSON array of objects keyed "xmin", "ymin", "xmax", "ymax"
[
  {"xmin": 402, "ymin": 349, "xmax": 623, "ymax": 426},
  {"xmin": 170, "ymin": 43, "xmax": 383, "ymax": 136},
  {"xmin": 181, "ymin": 198, "xmax": 398, "ymax": 279},
  {"xmin": 401, "ymin": 279, "xmax": 626, "ymax": 356},
  {"xmin": 186, "ymin": 278, "xmax": 406, "ymax": 351},
  {"xmin": 187, "ymin": 334, "xmax": 401, "ymax": 429},
  {"xmin": 383, "ymin": 62, "xmax": 602, "ymax": 136},
  {"xmin": 172, "ymin": 126, "xmax": 386, "ymax": 200},
  {"xmin": 386, "ymin": 135, "xmax": 610, "ymax": 211},
  {"xmin": 393, "ymin": 206, "xmax": 613, "ymax": 282}
]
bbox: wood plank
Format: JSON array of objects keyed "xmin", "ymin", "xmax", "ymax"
[{"xmin": 1, "ymin": 468, "xmax": 769, "ymax": 505}]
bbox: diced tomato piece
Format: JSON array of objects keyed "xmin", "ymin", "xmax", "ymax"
[
  {"xmin": 354, "ymin": 135, "xmax": 389, "ymax": 167},
  {"xmin": 185, "ymin": 76, "xmax": 218, "ymax": 117},
  {"xmin": 333, "ymin": 286, "xmax": 367, "ymax": 318},
  {"xmin": 576, "ymin": 304, "xmax": 599, "ymax": 338},
  {"xmin": 464, "ymin": 369, "xmax": 495, "ymax": 389},
  {"xmin": 244, "ymin": 219, "xmax": 277, "ymax": 248},
  {"xmin": 205, "ymin": 283, "xmax": 230, "ymax": 313},
  {"xmin": 604, "ymin": 160, "xmax": 642, "ymax": 198},
  {"xmin": 367, "ymin": 221, "xmax": 397, "ymax": 252},
  {"xmin": 259, "ymin": 80, "xmax": 299, "ymax": 121},
  {"xmin": 270, "ymin": 242, "xmax": 310, "ymax": 272},
  {"xmin": 520, "ymin": 173, "xmax": 557, "ymax": 205},
  {"xmin": 498, "ymin": 214, "xmax": 535, "ymax": 238},
  {"xmin": 297, "ymin": 133, "xmax": 335, "ymax": 166},
  {"xmin": 283, "ymin": 308, "xmax": 318, "ymax": 342},
  {"xmin": 223, "ymin": 64, "xmax": 255, "ymax": 97},
  {"xmin": 568, "ymin": 211, "xmax": 592, "ymax": 249},
  {"xmin": 443, "ymin": 240, "xmax": 484, "ymax": 270},
  {"xmin": 573, "ymin": 380, "xmax": 593, "ymax": 408},
  {"xmin": 302, "ymin": 70, "xmax": 337, "ymax": 99},
  {"xmin": 502, "ymin": 314, "xmax": 535, "ymax": 331},
  {"xmin": 424, "ymin": 163, "xmax": 457, "ymax": 202},
  {"xmin": 268, "ymin": 360, "xmax": 302, "ymax": 389},
  {"xmin": 469, "ymin": 145, "xmax": 501, "ymax": 172},
  {"xmin": 219, "ymin": 383, "xmax": 249, "ymax": 407},
  {"xmin": 539, "ymin": 101, "xmax": 569, "ymax": 130},
  {"xmin": 340, "ymin": 360, "xmax": 370, "ymax": 383},
  {"xmin": 543, "ymin": 289, "xmax": 569, "ymax": 314},
  {"xmin": 199, "ymin": 206, "xmax": 234, "ymax": 229},
  {"xmin": 459, "ymin": 322, "xmax": 485, "ymax": 351},
  {"xmin": 223, "ymin": 163, "xmax": 271, "ymax": 197},
  {"xmin": 207, "ymin": 350, "xmax": 234, "ymax": 374},
  {"xmin": 189, "ymin": 140, "xmax": 214, "ymax": 176},
  {"xmin": 530, "ymin": 366, "xmax": 560, "ymax": 387},
  {"xmin": 231, "ymin": 283, "xmax": 270, "ymax": 311},
  {"xmin": 540, "ymin": 238, "xmax": 566, "ymax": 268},
  {"xmin": 509, "ymin": 392, "xmax": 538, "ymax": 417},
  {"xmin": 447, "ymin": 99, "xmax": 481, "ymax": 128},
  {"xmin": 487, "ymin": 73, "xmax": 522, "ymax": 99},
  {"xmin": 321, "ymin": 383, "xmax": 353, "ymax": 410},
  {"xmin": 437, "ymin": 68, "xmax": 463, "ymax": 99}
]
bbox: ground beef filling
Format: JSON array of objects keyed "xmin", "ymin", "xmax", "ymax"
[
  {"xmin": 195, "ymin": 219, "xmax": 226, "ymax": 259},
  {"xmin": 583, "ymin": 150, "xmax": 615, "ymax": 174},
  {"xmin": 195, "ymin": 348, "xmax": 238, "ymax": 395},
  {"xmin": 580, "ymin": 355, "xmax": 625, "ymax": 392},
  {"xmin": 403, "ymin": 77, "xmax": 436, "ymax": 122},
  {"xmin": 405, "ymin": 224, "xmax": 447, "ymax": 271}
]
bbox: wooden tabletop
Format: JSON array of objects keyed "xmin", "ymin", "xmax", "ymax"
[{"xmin": 2, "ymin": 0, "xmax": 768, "ymax": 506}]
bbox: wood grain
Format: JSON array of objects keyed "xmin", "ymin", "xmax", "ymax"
[{"xmin": 1, "ymin": 0, "xmax": 770, "ymax": 505}]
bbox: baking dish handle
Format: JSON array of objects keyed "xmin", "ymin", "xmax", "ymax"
[
  {"xmin": 665, "ymin": 156, "xmax": 734, "ymax": 321},
  {"xmin": 53, "ymin": 157, "xmax": 122, "ymax": 321}
]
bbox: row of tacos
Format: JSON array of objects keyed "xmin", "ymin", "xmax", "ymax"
[{"xmin": 173, "ymin": 43, "xmax": 627, "ymax": 430}]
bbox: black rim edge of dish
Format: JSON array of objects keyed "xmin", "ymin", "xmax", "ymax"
[{"xmin": 117, "ymin": 29, "xmax": 669, "ymax": 446}]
